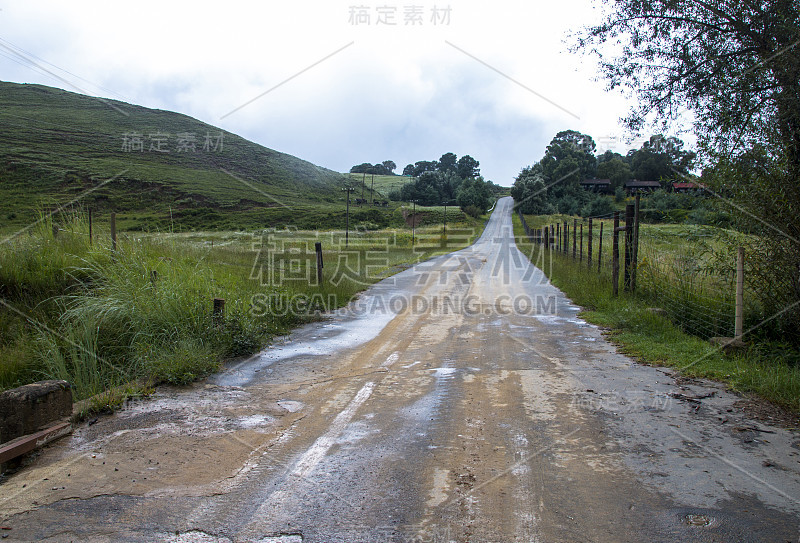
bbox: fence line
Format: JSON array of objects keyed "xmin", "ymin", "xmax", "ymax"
[{"xmin": 516, "ymin": 202, "xmax": 750, "ymax": 341}]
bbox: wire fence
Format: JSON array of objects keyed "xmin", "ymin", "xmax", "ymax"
[{"xmin": 518, "ymin": 203, "xmax": 755, "ymax": 341}]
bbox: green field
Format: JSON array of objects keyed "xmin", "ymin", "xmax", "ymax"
[{"xmin": 346, "ymin": 173, "xmax": 414, "ymax": 199}]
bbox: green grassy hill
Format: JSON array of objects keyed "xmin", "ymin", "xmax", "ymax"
[
  {"xmin": 346, "ymin": 173, "xmax": 413, "ymax": 199},
  {"xmin": 0, "ymin": 81, "xmax": 385, "ymax": 231}
]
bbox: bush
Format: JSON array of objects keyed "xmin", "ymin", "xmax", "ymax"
[
  {"xmin": 580, "ymin": 194, "xmax": 615, "ymax": 217},
  {"xmin": 556, "ymin": 195, "xmax": 581, "ymax": 215},
  {"xmin": 463, "ymin": 205, "xmax": 482, "ymax": 218}
]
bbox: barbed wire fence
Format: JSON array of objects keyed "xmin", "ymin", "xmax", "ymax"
[{"xmin": 518, "ymin": 197, "xmax": 755, "ymax": 342}]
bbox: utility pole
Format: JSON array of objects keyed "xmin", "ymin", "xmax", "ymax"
[
  {"xmin": 443, "ymin": 200, "xmax": 453, "ymax": 236},
  {"xmin": 442, "ymin": 199, "xmax": 454, "ymax": 247},
  {"xmin": 342, "ymin": 187, "xmax": 355, "ymax": 247},
  {"xmin": 361, "ymin": 172, "xmax": 366, "ymax": 200},
  {"xmin": 370, "ymin": 173, "xmax": 375, "ymax": 204}
]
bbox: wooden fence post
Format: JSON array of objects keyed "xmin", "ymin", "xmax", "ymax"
[
  {"xmin": 579, "ymin": 222, "xmax": 583, "ymax": 263},
  {"xmin": 315, "ymin": 242, "xmax": 324, "ymax": 285},
  {"xmin": 735, "ymin": 247, "xmax": 744, "ymax": 340},
  {"xmin": 110, "ymin": 212, "xmax": 117, "ymax": 252},
  {"xmin": 588, "ymin": 218, "xmax": 593, "ymax": 268},
  {"xmin": 612, "ymin": 212, "xmax": 620, "ymax": 296},
  {"xmin": 624, "ymin": 203, "xmax": 634, "ymax": 292},
  {"xmin": 556, "ymin": 223, "xmax": 560, "ymax": 252},
  {"xmin": 213, "ymin": 298, "xmax": 225, "ymax": 326},
  {"xmin": 573, "ymin": 218, "xmax": 577, "ymax": 259},
  {"xmin": 598, "ymin": 222, "xmax": 604, "ymax": 273}
]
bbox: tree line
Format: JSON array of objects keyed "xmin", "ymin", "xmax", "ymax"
[
  {"xmin": 511, "ymin": 130, "xmax": 696, "ymax": 216},
  {"xmin": 391, "ymin": 152, "xmax": 503, "ymax": 216},
  {"xmin": 350, "ymin": 160, "xmax": 397, "ymax": 175}
]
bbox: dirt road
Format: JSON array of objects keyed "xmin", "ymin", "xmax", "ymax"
[{"xmin": 2, "ymin": 197, "xmax": 799, "ymax": 542}]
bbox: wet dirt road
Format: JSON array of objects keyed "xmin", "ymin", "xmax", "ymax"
[{"xmin": 2, "ymin": 197, "xmax": 799, "ymax": 542}]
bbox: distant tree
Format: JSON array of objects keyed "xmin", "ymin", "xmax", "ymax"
[
  {"xmin": 456, "ymin": 155, "xmax": 480, "ymax": 179},
  {"xmin": 382, "ymin": 160, "xmax": 397, "ymax": 174},
  {"xmin": 511, "ymin": 166, "xmax": 552, "ymax": 215},
  {"xmin": 402, "ymin": 164, "xmax": 415, "ymax": 176},
  {"xmin": 400, "ymin": 171, "xmax": 443, "ymax": 205},
  {"xmin": 627, "ymin": 135, "xmax": 695, "ymax": 182},
  {"xmin": 350, "ymin": 162, "xmax": 374, "ymax": 174},
  {"xmin": 456, "ymin": 176, "xmax": 492, "ymax": 212},
  {"xmin": 597, "ymin": 150, "xmax": 624, "ymax": 164},
  {"xmin": 411, "ymin": 160, "xmax": 439, "ymax": 177},
  {"xmin": 539, "ymin": 130, "xmax": 597, "ymax": 192},
  {"xmin": 371, "ymin": 163, "xmax": 389, "ymax": 175},
  {"xmin": 596, "ymin": 157, "xmax": 632, "ymax": 189},
  {"xmin": 438, "ymin": 153, "xmax": 458, "ymax": 174}
]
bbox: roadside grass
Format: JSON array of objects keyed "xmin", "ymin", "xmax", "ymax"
[
  {"xmin": 513, "ymin": 213, "xmax": 800, "ymax": 414},
  {"xmin": 0, "ymin": 209, "xmax": 486, "ymax": 410},
  {"xmin": 520, "ymin": 214, "xmax": 763, "ymax": 339},
  {"xmin": 400, "ymin": 205, "xmax": 469, "ymax": 227}
]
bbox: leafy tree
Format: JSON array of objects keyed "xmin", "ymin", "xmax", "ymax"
[
  {"xmin": 411, "ymin": 160, "xmax": 439, "ymax": 177},
  {"xmin": 456, "ymin": 176, "xmax": 492, "ymax": 213},
  {"xmin": 402, "ymin": 164, "xmax": 414, "ymax": 176},
  {"xmin": 539, "ymin": 130, "xmax": 597, "ymax": 194},
  {"xmin": 628, "ymin": 135, "xmax": 695, "ymax": 182},
  {"xmin": 511, "ymin": 166, "xmax": 553, "ymax": 215},
  {"xmin": 596, "ymin": 157, "xmax": 632, "ymax": 189},
  {"xmin": 350, "ymin": 163, "xmax": 374, "ymax": 174},
  {"xmin": 456, "ymin": 155, "xmax": 480, "ymax": 179},
  {"xmin": 438, "ymin": 153, "xmax": 458, "ymax": 174},
  {"xmin": 577, "ymin": 1, "xmax": 800, "ymax": 178},
  {"xmin": 400, "ymin": 172, "xmax": 442, "ymax": 205},
  {"xmin": 382, "ymin": 160, "xmax": 397, "ymax": 174}
]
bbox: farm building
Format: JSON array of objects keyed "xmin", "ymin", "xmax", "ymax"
[
  {"xmin": 579, "ymin": 179, "xmax": 612, "ymax": 194},
  {"xmin": 625, "ymin": 180, "xmax": 662, "ymax": 195}
]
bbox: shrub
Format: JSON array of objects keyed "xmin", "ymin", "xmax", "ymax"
[{"xmin": 463, "ymin": 205, "xmax": 482, "ymax": 218}]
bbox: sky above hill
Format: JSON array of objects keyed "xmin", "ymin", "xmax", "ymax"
[{"xmin": 0, "ymin": 1, "xmax": 690, "ymax": 186}]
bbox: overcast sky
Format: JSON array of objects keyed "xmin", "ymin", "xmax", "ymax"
[{"xmin": 0, "ymin": 1, "xmax": 672, "ymax": 186}]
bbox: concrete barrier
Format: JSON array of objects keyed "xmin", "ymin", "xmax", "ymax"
[{"xmin": 0, "ymin": 380, "xmax": 73, "ymax": 444}]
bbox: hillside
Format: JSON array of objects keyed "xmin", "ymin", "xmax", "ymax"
[
  {"xmin": 0, "ymin": 81, "xmax": 359, "ymax": 231},
  {"xmin": 346, "ymin": 173, "xmax": 413, "ymax": 199}
]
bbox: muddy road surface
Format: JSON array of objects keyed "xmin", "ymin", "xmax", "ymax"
[{"xmin": 2, "ymin": 197, "xmax": 799, "ymax": 542}]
